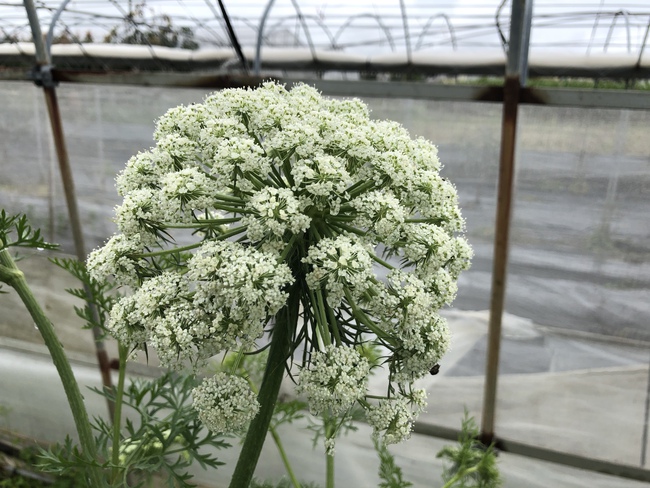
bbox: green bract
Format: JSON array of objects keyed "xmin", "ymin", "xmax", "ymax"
[{"xmin": 87, "ymin": 82, "xmax": 472, "ymax": 447}]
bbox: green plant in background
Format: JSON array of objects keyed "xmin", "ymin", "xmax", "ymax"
[
  {"xmin": 437, "ymin": 415, "xmax": 501, "ymax": 488},
  {"xmin": 0, "ymin": 213, "xmax": 229, "ymax": 487},
  {"xmin": 373, "ymin": 437, "xmax": 412, "ymax": 488},
  {"xmin": 371, "ymin": 414, "xmax": 501, "ymax": 488},
  {"xmin": 0, "ymin": 211, "xmax": 104, "ymax": 486},
  {"xmin": 37, "ymin": 372, "xmax": 229, "ymax": 487}
]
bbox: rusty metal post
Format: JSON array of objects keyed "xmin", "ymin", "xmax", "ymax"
[
  {"xmin": 480, "ymin": 0, "xmax": 532, "ymax": 444},
  {"xmin": 23, "ymin": 0, "xmax": 115, "ymax": 418}
]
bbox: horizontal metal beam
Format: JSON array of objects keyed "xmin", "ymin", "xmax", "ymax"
[
  {"xmin": 284, "ymin": 78, "xmax": 650, "ymax": 110},
  {"xmin": 1, "ymin": 69, "xmax": 648, "ymax": 110}
]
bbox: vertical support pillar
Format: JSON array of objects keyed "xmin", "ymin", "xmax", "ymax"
[
  {"xmin": 23, "ymin": 0, "xmax": 114, "ymax": 418},
  {"xmin": 480, "ymin": 0, "xmax": 532, "ymax": 444}
]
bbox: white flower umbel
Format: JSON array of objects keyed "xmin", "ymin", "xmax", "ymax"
[
  {"xmin": 297, "ymin": 345, "xmax": 370, "ymax": 415},
  {"xmin": 366, "ymin": 389, "xmax": 427, "ymax": 445},
  {"xmin": 89, "ymin": 82, "xmax": 472, "ymax": 474},
  {"xmin": 304, "ymin": 235, "xmax": 374, "ymax": 308},
  {"xmin": 192, "ymin": 373, "xmax": 260, "ymax": 434},
  {"xmin": 188, "ymin": 240, "xmax": 293, "ymax": 352},
  {"xmin": 87, "ymin": 233, "xmax": 146, "ymax": 287},
  {"xmin": 242, "ymin": 187, "xmax": 311, "ymax": 242}
]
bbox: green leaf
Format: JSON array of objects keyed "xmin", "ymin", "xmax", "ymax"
[
  {"xmin": 373, "ymin": 436, "xmax": 413, "ymax": 488},
  {"xmin": 50, "ymin": 257, "xmax": 119, "ymax": 337},
  {"xmin": 437, "ymin": 413, "xmax": 502, "ymax": 488},
  {"xmin": 0, "ymin": 210, "xmax": 58, "ymax": 251}
]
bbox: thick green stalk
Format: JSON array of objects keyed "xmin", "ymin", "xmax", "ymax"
[
  {"xmin": 0, "ymin": 249, "xmax": 105, "ymax": 486},
  {"xmin": 326, "ymin": 453, "xmax": 335, "ymax": 488},
  {"xmin": 111, "ymin": 343, "xmax": 128, "ymax": 483},
  {"xmin": 228, "ymin": 285, "xmax": 300, "ymax": 488}
]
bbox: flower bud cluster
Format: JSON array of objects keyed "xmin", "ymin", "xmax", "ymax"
[
  {"xmin": 366, "ymin": 389, "xmax": 427, "ymax": 445},
  {"xmin": 192, "ymin": 373, "xmax": 260, "ymax": 434},
  {"xmin": 297, "ymin": 345, "xmax": 370, "ymax": 415}
]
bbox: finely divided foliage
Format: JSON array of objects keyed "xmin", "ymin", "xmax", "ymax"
[{"xmin": 87, "ymin": 82, "xmax": 472, "ymax": 448}]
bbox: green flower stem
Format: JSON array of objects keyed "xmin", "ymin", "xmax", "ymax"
[
  {"xmin": 440, "ymin": 465, "xmax": 479, "ymax": 488},
  {"xmin": 245, "ymin": 379, "xmax": 301, "ymax": 488},
  {"xmin": 269, "ymin": 425, "xmax": 302, "ymax": 488},
  {"xmin": 404, "ymin": 218, "xmax": 443, "ymax": 224},
  {"xmin": 346, "ymin": 180, "xmax": 376, "ymax": 198},
  {"xmin": 316, "ymin": 220, "xmax": 336, "ymax": 238},
  {"xmin": 364, "ymin": 395, "xmax": 390, "ymax": 400},
  {"xmin": 246, "ymin": 169, "xmax": 274, "ymax": 190},
  {"xmin": 369, "ymin": 253, "xmax": 395, "ymax": 270},
  {"xmin": 0, "ymin": 262, "xmax": 22, "ymax": 284},
  {"xmin": 132, "ymin": 226, "xmax": 248, "ymax": 259},
  {"xmin": 110, "ymin": 342, "xmax": 128, "ymax": 483},
  {"xmin": 306, "ymin": 287, "xmax": 330, "ymax": 347},
  {"xmin": 131, "ymin": 241, "xmax": 202, "ymax": 258},
  {"xmin": 213, "ymin": 193, "xmax": 246, "ymax": 204},
  {"xmin": 241, "ymin": 172, "xmax": 265, "ymax": 191},
  {"xmin": 0, "ymin": 249, "xmax": 105, "ymax": 487},
  {"xmin": 279, "ymin": 234, "xmax": 300, "ymax": 262},
  {"xmin": 281, "ymin": 159, "xmax": 296, "ymax": 188},
  {"xmin": 343, "ymin": 290, "xmax": 396, "ymax": 346},
  {"xmin": 326, "ymin": 453, "xmax": 335, "ymax": 488},
  {"xmin": 328, "ymin": 222, "xmax": 366, "ymax": 237},
  {"xmin": 327, "ymin": 214, "xmax": 355, "ymax": 222},
  {"xmin": 216, "ymin": 225, "xmax": 249, "ymax": 240},
  {"xmin": 162, "ymin": 217, "xmax": 241, "ymax": 228},
  {"xmin": 314, "ymin": 288, "xmax": 332, "ymax": 346},
  {"xmin": 269, "ymin": 165, "xmax": 287, "ymax": 188},
  {"xmin": 228, "ymin": 284, "xmax": 300, "ymax": 488},
  {"xmin": 212, "ymin": 204, "xmax": 254, "ymax": 214},
  {"xmin": 324, "ymin": 299, "xmax": 342, "ymax": 346}
]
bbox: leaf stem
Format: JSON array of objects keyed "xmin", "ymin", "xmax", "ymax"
[
  {"xmin": 0, "ymin": 249, "xmax": 105, "ymax": 486},
  {"xmin": 441, "ymin": 465, "xmax": 480, "ymax": 488},
  {"xmin": 270, "ymin": 427, "xmax": 302, "ymax": 488}
]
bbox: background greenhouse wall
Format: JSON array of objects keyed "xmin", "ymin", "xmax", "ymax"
[
  {"xmin": 1, "ymin": 80, "xmax": 649, "ymax": 486},
  {"xmin": 1, "ymin": 0, "xmax": 650, "ymax": 486}
]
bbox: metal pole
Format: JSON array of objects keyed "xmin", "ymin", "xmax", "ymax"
[
  {"xmin": 216, "ymin": 0, "xmax": 248, "ymax": 73},
  {"xmin": 480, "ymin": 0, "xmax": 531, "ymax": 445},
  {"xmin": 23, "ymin": 0, "xmax": 115, "ymax": 419},
  {"xmin": 398, "ymin": 0, "xmax": 412, "ymax": 63},
  {"xmin": 45, "ymin": 0, "xmax": 72, "ymax": 57},
  {"xmin": 641, "ymin": 352, "xmax": 650, "ymax": 466},
  {"xmin": 254, "ymin": 0, "xmax": 277, "ymax": 75}
]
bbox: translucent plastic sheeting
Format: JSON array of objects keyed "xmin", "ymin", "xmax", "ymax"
[
  {"xmin": 492, "ymin": 105, "xmax": 650, "ymax": 467},
  {"xmin": 1, "ymin": 81, "xmax": 649, "ymax": 478}
]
